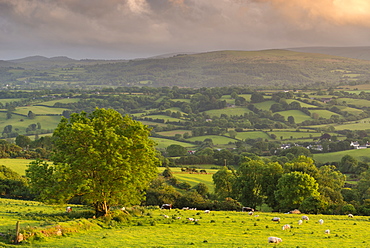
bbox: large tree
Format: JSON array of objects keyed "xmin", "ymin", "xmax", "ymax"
[
  {"xmin": 275, "ymin": 171, "xmax": 319, "ymax": 211},
  {"xmin": 26, "ymin": 108, "xmax": 159, "ymax": 216}
]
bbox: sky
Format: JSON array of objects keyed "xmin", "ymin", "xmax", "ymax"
[{"xmin": 1, "ymin": 0, "xmax": 370, "ymax": 60}]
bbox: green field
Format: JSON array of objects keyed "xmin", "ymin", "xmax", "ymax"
[
  {"xmin": 0, "ymin": 158, "xmax": 34, "ymax": 175},
  {"xmin": 233, "ymin": 131, "xmax": 271, "ymax": 140},
  {"xmin": 38, "ymin": 98, "xmax": 80, "ymax": 106},
  {"xmin": 0, "ymin": 115, "xmax": 62, "ymax": 134},
  {"xmin": 253, "ymin": 100, "xmax": 277, "ymax": 111},
  {"xmin": 276, "ymin": 110, "xmax": 312, "ymax": 123},
  {"xmin": 338, "ymin": 98, "xmax": 370, "ymax": 108},
  {"xmin": 0, "ymin": 98, "xmax": 25, "ymax": 104},
  {"xmin": 151, "ymin": 137, "xmax": 195, "ymax": 149},
  {"xmin": 313, "ymin": 149, "xmax": 370, "ymax": 163},
  {"xmin": 309, "ymin": 109, "xmax": 340, "ymax": 119},
  {"xmin": 171, "ymin": 172, "xmax": 215, "ymax": 192},
  {"xmin": 268, "ymin": 131, "xmax": 320, "ymax": 140},
  {"xmin": 308, "ymin": 118, "xmax": 370, "ymax": 131},
  {"xmin": 204, "ymin": 107, "xmax": 251, "ymax": 117},
  {"xmin": 186, "ymin": 135, "xmax": 236, "ymax": 145},
  {"xmin": 12, "ymin": 106, "xmax": 68, "ymax": 116},
  {"xmin": 144, "ymin": 115, "xmax": 183, "ymax": 122},
  {"xmin": 1, "ymin": 199, "xmax": 368, "ymax": 247},
  {"xmin": 157, "ymin": 130, "xmax": 190, "ymax": 137},
  {"xmin": 285, "ymin": 99, "xmax": 318, "ymax": 108}
]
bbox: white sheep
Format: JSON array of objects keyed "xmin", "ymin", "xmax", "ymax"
[
  {"xmin": 325, "ymin": 229, "xmax": 330, "ymax": 234},
  {"xmin": 302, "ymin": 215, "xmax": 309, "ymax": 221},
  {"xmin": 348, "ymin": 214, "xmax": 354, "ymax": 218},
  {"xmin": 268, "ymin": 236, "xmax": 282, "ymax": 243},
  {"xmin": 282, "ymin": 224, "xmax": 291, "ymax": 230},
  {"xmin": 298, "ymin": 219, "xmax": 303, "ymax": 225},
  {"xmin": 204, "ymin": 210, "xmax": 210, "ymax": 213},
  {"xmin": 272, "ymin": 217, "xmax": 280, "ymax": 222},
  {"xmin": 163, "ymin": 215, "xmax": 169, "ymax": 218},
  {"xmin": 319, "ymin": 219, "xmax": 324, "ymax": 225},
  {"xmin": 248, "ymin": 211, "xmax": 253, "ymax": 215}
]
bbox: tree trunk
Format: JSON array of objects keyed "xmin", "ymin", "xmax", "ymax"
[{"xmin": 94, "ymin": 201, "xmax": 110, "ymax": 217}]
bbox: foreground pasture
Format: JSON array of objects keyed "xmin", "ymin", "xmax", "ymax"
[{"xmin": 1, "ymin": 199, "xmax": 370, "ymax": 247}]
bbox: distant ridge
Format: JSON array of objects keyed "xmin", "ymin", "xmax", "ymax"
[
  {"xmin": 286, "ymin": 46, "xmax": 370, "ymax": 61},
  {"xmin": 9, "ymin": 56, "xmax": 76, "ymax": 63}
]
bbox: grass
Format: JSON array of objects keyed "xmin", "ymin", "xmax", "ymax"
[
  {"xmin": 1, "ymin": 199, "xmax": 369, "ymax": 247},
  {"xmin": 253, "ymin": 100, "xmax": 277, "ymax": 111},
  {"xmin": 276, "ymin": 110, "xmax": 312, "ymax": 123},
  {"xmin": 156, "ymin": 130, "xmax": 190, "ymax": 137},
  {"xmin": 313, "ymin": 149, "xmax": 370, "ymax": 163},
  {"xmin": 204, "ymin": 107, "xmax": 251, "ymax": 117},
  {"xmin": 233, "ymin": 131, "xmax": 271, "ymax": 140},
  {"xmin": 186, "ymin": 135, "xmax": 236, "ymax": 145},
  {"xmin": 144, "ymin": 115, "xmax": 183, "ymax": 122},
  {"xmin": 0, "ymin": 115, "xmax": 62, "ymax": 133},
  {"xmin": 309, "ymin": 109, "xmax": 340, "ymax": 119},
  {"xmin": 0, "ymin": 158, "xmax": 34, "ymax": 175},
  {"xmin": 37, "ymin": 98, "xmax": 80, "ymax": 106},
  {"xmin": 285, "ymin": 99, "xmax": 318, "ymax": 108},
  {"xmin": 12, "ymin": 106, "xmax": 69, "ymax": 116},
  {"xmin": 151, "ymin": 137, "xmax": 195, "ymax": 149}
]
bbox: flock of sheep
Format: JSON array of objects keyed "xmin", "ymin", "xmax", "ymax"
[
  {"xmin": 266, "ymin": 213, "xmax": 354, "ymax": 244},
  {"xmin": 161, "ymin": 206, "xmax": 355, "ymax": 245}
]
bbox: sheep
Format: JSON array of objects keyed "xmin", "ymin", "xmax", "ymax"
[
  {"xmin": 66, "ymin": 206, "xmax": 72, "ymax": 213},
  {"xmin": 282, "ymin": 224, "xmax": 291, "ymax": 230},
  {"xmin": 187, "ymin": 218, "xmax": 195, "ymax": 221},
  {"xmin": 325, "ymin": 229, "xmax": 330, "ymax": 234},
  {"xmin": 268, "ymin": 236, "xmax": 282, "ymax": 243},
  {"xmin": 248, "ymin": 211, "xmax": 253, "ymax": 216},
  {"xmin": 272, "ymin": 217, "xmax": 280, "ymax": 222},
  {"xmin": 163, "ymin": 215, "xmax": 169, "ymax": 218},
  {"xmin": 348, "ymin": 214, "xmax": 354, "ymax": 218},
  {"xmin": 204, "ymin": 210, "xmax": 210, "ymax": 213},
  {"xmin": 298, "ymin": 220, "xmax": 303, "ymax": 225},
  {"xmin": 319, "ymin": 219, "xmax": 324, "ymax": 225},
  {"xmin": 302, "ymin": 215, "xmax": 309, "ymax": 221},
  {"xmin": 254, "ymin": 215, "xmax": 259, "ymax": 217}
]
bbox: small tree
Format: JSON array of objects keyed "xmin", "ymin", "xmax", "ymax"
[{"xmin": 26, "ymin": 108, "xmax": 159, "ymax": 216}]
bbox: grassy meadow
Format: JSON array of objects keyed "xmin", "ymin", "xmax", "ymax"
[
  {"xmin": 1, "ymin": 198, "xmax": 369, "ymax": 247},
  {"xmin": 313, "ymin": 149, "xmax": 370, "ymax": 163}
]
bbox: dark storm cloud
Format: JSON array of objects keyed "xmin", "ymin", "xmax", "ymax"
[{"xmin": 0, "ymin": 0, "xmax": 369, "ymax": 59}]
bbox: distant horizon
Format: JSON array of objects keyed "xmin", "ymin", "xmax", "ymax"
[{"xmin": 3, "ymin": 45, "xmax": 370, "ymax": 62}]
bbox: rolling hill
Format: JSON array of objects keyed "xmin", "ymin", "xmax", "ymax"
[{"xmin": 3, "ymin": 49, "xmax": 370, "ymax": 88}]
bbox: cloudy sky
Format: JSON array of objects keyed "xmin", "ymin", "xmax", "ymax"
[{"xmin": 1, "ymin": 0, "xmax": 370, "ymax": 60}]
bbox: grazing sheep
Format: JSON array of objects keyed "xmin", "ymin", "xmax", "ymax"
[
  {"xmin": 163, "ymin": 215, "xmax": 169, "ymax": 218},
  {"xmin": 268, "ymin": 236, "xmax": 282, "ymax": 243},
  {"xmin": 298, "ymin": 220, "xmax": 303, "ymax": 225},
  {"xmin": 319, "ymin": 219, "xmax": 324, "ymax": 225},
  {"xmin": 282, "ymin": 224, "xmax": 291, "ymax": 230},
  {"xmin": 325, "ymin": 229, "xmax": 330, "ymax": 234},
  {"xmin": 242, "ymin": 207, "xmax": 254, "ymax": 212},
  {"xmin": 66, "ymin": 206, "xmax": 72, "ymax": 213},
  {"xmin": 248, "ymin": 211, "xmax": 253, "ymax": 216},
  {"xmin": 161, "ymin": 204, "xmax": 172, "ymax": 210},
  {"xmin": 348, "ymin": 214, "xmax": 354, "ymax": 218},
  {"xmin": 204, "ymin": 210, "xmax": 210, "ymax": 213},
  {"xmin": 272, "ymin": 217, "xmax": 280, "ymax": 222},
  {"xmin": 182, "ymin": 207, "xmax": 189, "ymax": 210},
  {"xmin": 187, "ymin": 218, "xmax": 195, "ymax": 221},
  {"xmin": 302, "ymin": 216, "xmax": 309, "ymax": 221}
]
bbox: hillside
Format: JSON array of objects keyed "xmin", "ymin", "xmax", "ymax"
[
  {"xmin": 287, "ymin": 46, "xmax": 370, "ymax": 61},
  {"xmin": 3, "ymin": 49, "xmax": 370, "ymax": 88}
]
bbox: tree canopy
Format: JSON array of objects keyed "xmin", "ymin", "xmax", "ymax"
[{"xmin": 26, "ymin": 108, "xmax": 159, "ymax": 216}]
